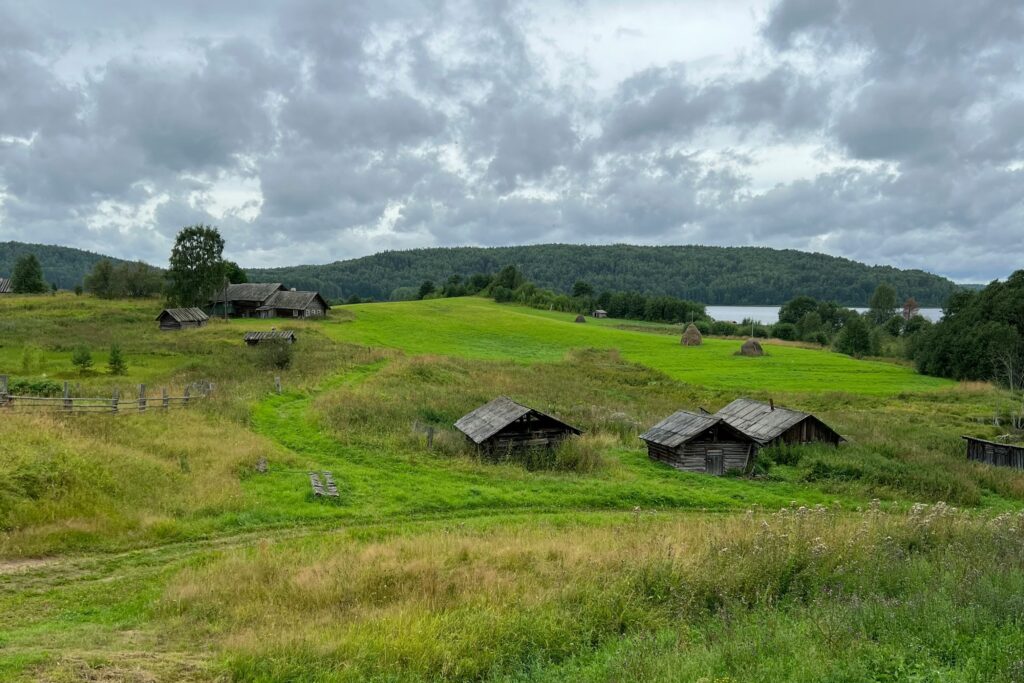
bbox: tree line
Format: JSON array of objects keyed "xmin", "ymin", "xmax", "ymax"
[{"xmin": 250, "ymin": 243, "xmax": 962, "ymax": 307}]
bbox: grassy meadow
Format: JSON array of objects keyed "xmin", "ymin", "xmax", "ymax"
[{"xmin": 1, "ymin": 292, "xmax": 1023, "ymax": 681}]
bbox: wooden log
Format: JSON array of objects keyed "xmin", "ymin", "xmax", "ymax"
[
  {"xmin": 309, "ymin": 472, "xmax": 325, "ymax": 497},
  {"xmin": 322, "ymin": 472, "xmax": 339, "ymax": 497}
]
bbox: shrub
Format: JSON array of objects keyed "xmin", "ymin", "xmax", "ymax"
[
  {"xmin": 710, "ymin": 320, "xmax": 739, "ymax": 336},
  {"xmin": 71, "ymin": 346, "xmax": 93, "ymax": 374},
  {"xmin": 107, "ymin": 344, "xmax": 128, "ymax": 375},
  {"xmin": 772, "ymin": 322, "xmax": 797, "ymax": 340},
  {"xmin": 8, "ymin": 377, "xmax": 62, "ymax": 396},
  {"xmin": 257, "ymin": 339, "xmax": 294, "ymax": 370}
]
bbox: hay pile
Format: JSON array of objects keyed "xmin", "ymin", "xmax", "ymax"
[
  {"xmin": 574, "ymin": 314, "xmax": 586, "ymax": 323},
  {"xmin": 681, "ymin": 323, "xmax": 702, "ymax": 346},
  {"xmin": 738, "ymin": 338, "xmax": 764, "ymax": 356}
]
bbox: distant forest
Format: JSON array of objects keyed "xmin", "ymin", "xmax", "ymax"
[
  {"xmin": 0, "ymin": 242, "xmax": 130, "ymax": 290},
  {"xmin": 250, "ymin": 244, "xmax": 961, "ymax": 307}
]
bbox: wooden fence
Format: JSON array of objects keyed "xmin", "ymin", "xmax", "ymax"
[{"xmin": 0, "ymin": 375, "xmax": 202, "ymax": 415}]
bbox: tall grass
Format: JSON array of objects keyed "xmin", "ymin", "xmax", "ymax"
[{"xmin": 158, "ymin": 505, "xmax": 1024, "ymax": 681}]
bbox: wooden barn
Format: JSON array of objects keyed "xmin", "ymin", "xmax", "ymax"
[
  {"xmin": 716, "ymin": 398, "xmax": 843, "ymax": 448},
  {"xmin": 257, "ymin": 289, "xmax": 331, "ymax": 318},
  {"xmin": 454, "ymin": 396, "xmax": 581, "ymax": 455},
  {"xmin": 156, "ymin": 307, "xmax": 209, "ymax": 331},
  {"xmin": 640, "ymin": 410, "xmax": 757, "ymax": 475},
  {"xmin": 244, "ymin": 330, "xmax": 297, "ymax": 346},
  {"xmin": 963, "ymin": 436, "xmax": 1024, "ymax": 470},
  {"xmin": 0, "ymin": 277, "xmax": 11, "ymax": 294}
]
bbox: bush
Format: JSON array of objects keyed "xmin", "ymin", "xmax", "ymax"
[
  {"xmin": 257, "ymin": 340, "xmax": 294, "ymax": 370},
  {"xmin": 710, "ymin": 321, "xmax": 739, "ymax": 336},
  {"xmin": 693, "ymin": 320, "xmax": 711, "ymax": 335},
  {"xmin": 8, "ymin": 377, "xmax": 62, "ymax": 396},
  {"xmin": 772, "ymin": 322, "xmax": 797, "ymax": 340},
  {"xmin": 107, "ymin": 344, "xmax": 128, "ymax": 375}
]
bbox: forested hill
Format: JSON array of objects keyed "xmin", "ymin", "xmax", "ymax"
[
  {"xmin": 0, "ymin": 242, "xmax": 130, "ymax": 290},
  {"xmin": 249, "ymin": 244, "xmax": 960, "ymax": 306}
]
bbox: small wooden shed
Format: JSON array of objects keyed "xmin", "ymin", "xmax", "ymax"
[
  {"xmin": 963, "ymin": 436, "xmax": 1024, "ymax": 470},
  {"xmin": 641, "ymin": 410, "xmax": 756, "ymax": 475},
  {"xmin": 156, "ymin": 307, "xmax": 209, "ymax": 331},
  {"xmin": 244, "ymin": 330, "xmax": 297, "ymax": 346},
  {"xmin": 716, "ymin": 398, "xmax": 843, "ymax": 448},
  {"xmin": 454, "ymin": 396, "xmax": 581, "ymax": 455},
  {"xmin": 592, "ymin": 309, "xmax": 608, "ymax": 318}
]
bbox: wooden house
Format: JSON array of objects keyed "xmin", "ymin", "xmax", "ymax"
[
  {"xmin": 454, "ymin": 396, "xmax": 581, "ymax": 455},
  {"xmin": 256, "ymin": 289, "xmax": 330, "ymax": 319},
  {"xmin": 963, "ymin": 436, "xmax": 1024, "ymax": 470},
  {"xmin": 244, "ymin": 330, "xmax": 297, "ymax": 346},
  {"xmin": 0, "ymin": 277, "xmax": 11, "ymax": 294},
  {"xmin": 210, "ymin": 283, "xmax": 286, "ymax": 317},
  {"xmin": 592, "ymin": 309, "xmax": 608, "ymax": 318},
  {"xmin": 716, "ymin": 398, "xmax": 843, "ymax": 448},
  {"xmin": 156, "ymin": 307, "xmax": 209, "ymax": 331},
  {"xmin": 640, "ymin": 410, "xmax": 757, "ymax": 475}
]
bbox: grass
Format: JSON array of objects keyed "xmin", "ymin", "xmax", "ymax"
[{"xmin": 1, "ymin": 292, "xmax": 1022, "ymax": 681}]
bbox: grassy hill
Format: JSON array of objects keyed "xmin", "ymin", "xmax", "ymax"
[
  {"xmin": 0, "ymin": 241, "xmax": 132, "ymax": 290},
  {"xmin": 1, "ymin": 293, "xmax": 1022, "ymax": 681},
  {"xmin": 249, "ymin": 244, "xmax": 961, "ymax": 306}
]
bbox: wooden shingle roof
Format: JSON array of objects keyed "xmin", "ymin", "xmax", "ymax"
[
  {"xmin": 0, "ymin": 277, "xmax": 11, "ymax": 294},
  {"xmin": 716, "ymin": 398, "xmax": 841, "ymax": 444},
  {"xmin": 156, "ymin": 307, "xmax": 209, "ymax": 323},
  {"xmin": 263, "ymin": 289, "xmax": 331, "ymax": 311},
  {"xmin": 454, "ymin": 396, "xmax": 580, "ymax": 444},
  {"xmin": 639, "ymin": 410, "xmax": 724, "ymax": 448},
  {"xmin": 244, "ymin": 330, "xmax": 297, "ymax": 343},
  {"xmin": 212, "ymin": 282, "xmax": 285, "ymax": 303}
]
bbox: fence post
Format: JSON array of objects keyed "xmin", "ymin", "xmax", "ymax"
[
  {"xmin": 162, "ymin": 387, "xmax": 169, "ymax": 410},
  {"xmin": 112, "ymin": 388, "xmax": 119, "ymax": 414},
  {"xmin": 138, "ymin": 384, "xmax": 146, "ymax": 413},
  {"xmin": 275, "ymin": 376, "xmax": 282, "ymax": 394},
  {"xmin": 183, "ymin": 387, "xmax": 190, "ymax": 407},
  {"xmin": 427, "ymin": 426, "xmax": 435, "ymax": 449},
  {"xmin": 0, "ymin": 375, "xmax": 7, "ymax": 405},
  {"xmin": 63, "ymin": 381, "xmax": 71, "ymax": 412}
]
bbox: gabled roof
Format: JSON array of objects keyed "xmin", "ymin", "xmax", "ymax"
[
  {"xmin": 157, "ymin": 307, "xmax": 209, "ymax": 323},
  {"xmin": 0, "ymin": 277, "xmax": 11, "ymax": 294},
  {"xmin": 716, "ymin": 398, "xmax": 841, "ymax": 444},
  {"xmin": 640, "ymin": 410, "xmax": 725, "ymax": 448},
  {"xmin": 454, "ymin": 396, "xmax": 581, "ymax": 444},
  {"xmin": 244, "ymin": 330, "xmax": 296, "ymax": 343},
  {"xmin": 264, "ymin": 289, "xmax": 331, "ymax": 311},
  {"xmin": 212, "ymin": 282, "xmax": 285, "ymax": 303}
]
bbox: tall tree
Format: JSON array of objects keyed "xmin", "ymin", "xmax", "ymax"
[
  {"xmin": 84, "ymin": 259, "xmax": 116, "ymax": 298},
  {"xmin": 11, "ymin": 253, "xmax": 47, "ymax": 293},
  {"xmin": 116, "ymin": 261, "xmax": 164, "ymax": 297},
  {"xmin": 867, "ymin": 283, "xmax": 898, "ymax": 325},
  {"xmin": 165, "ymin": 225, "xmax": 226, "ymax": 307},
  {"xmin": 902, "ymin": 297, "xmax": 920, "ymax": 321},
  {"xmin": 223, "ymin": 260, "xmax": 248, "ymax": 284},
  {"xmin": 571, "ymin": 280, "xmax": 594, "ymax": 298}
]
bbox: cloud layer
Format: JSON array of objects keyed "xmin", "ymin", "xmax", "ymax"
[{"xmin": 0, "ymin": 0, "xmax": 1021, "ymax": 281}]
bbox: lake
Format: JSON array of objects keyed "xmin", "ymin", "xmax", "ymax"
[{"xmin": 706, "ymin": 305, "xmax": 944, "ymax": 325}]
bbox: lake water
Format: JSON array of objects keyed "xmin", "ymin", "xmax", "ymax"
[{"xmin": 705, "ymin": 305, "xmax": 944, "ymax": 325}]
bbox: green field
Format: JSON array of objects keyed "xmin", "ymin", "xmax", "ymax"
[{"xmin": 1, "ymin": 293, "xmax": 1023, "ymax": 681}]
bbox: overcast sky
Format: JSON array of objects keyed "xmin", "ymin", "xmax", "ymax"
[{"xmin": 1, "ymin": 0, "xmax": 1021, "ymax": 281}]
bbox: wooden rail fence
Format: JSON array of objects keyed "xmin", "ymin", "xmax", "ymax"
[{"xmin": 0, "ymin": 375, "xmax": 202, "ymax": 415}]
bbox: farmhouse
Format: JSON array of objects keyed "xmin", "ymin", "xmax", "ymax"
[
  {"xmin": 716, "ymin": 398, "xmax": 843, "ymax": 447},
  {"xmin": 0, "ymin": 277, "xmax": 11, "ymax": 294},
  {"xmin": 640, "ymin": 410, "xmax": 756, "ymax": 475},
  {"xmin": 210, "ymin": 283, "xmax": 330, "ymax": 319},
  {"xmin": 454, "ymin": 396, "xmax": 581, "ymax": 455},
  {"xmin": 963, "ymin": 436, "xmax": 1024, "ymax": 470},
  {"xmin": 244, "ymin": 330, "xmax": 297, "ymax": 346},
  {"xmin": 156, "ymin": 307, "xmax": 209, "ymax": 331}
]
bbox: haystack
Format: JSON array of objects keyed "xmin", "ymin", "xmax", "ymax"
[
  {"xmin": 681, "ymin": 323, "xmax": 702, "ymax": 346},
  {"xmin": 738, "ymin": 338, "xmax": 764, "ymax": 356},
  {"xmin": 574, "ymin": 314, "xmax": 586, "ymax": 323}
]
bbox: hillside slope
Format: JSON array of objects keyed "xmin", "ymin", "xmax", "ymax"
[
  {"xmin": 0, "ymin": 241, "xmax": 131, "ymax": 289},
  {"xmin": 249, "ymin": 244, "xmax": 959, "ymax": 306}
]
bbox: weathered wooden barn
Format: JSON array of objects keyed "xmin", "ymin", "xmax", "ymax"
[
  {"xmin": 156, "ymin": 307, "xmax": 209, "ymax": 331},
  {"xmin": 716, "ymin": 398, "xmax": 843, "ymax": 447},
  {"xmin": 0, "ymin": 277, "xmax": 11, "ymax": 294},
  {"xmin": 244, "ymin": 330, "xmax": 297, "ymax": 346},
  {"xmin": 963, "ymin": 436, "xmax": 1024, "ymax": 470},
  {"xmin": 257, "ymin": 289, "xmax": 331, "ymax": 319},
  {"xmin": 454, "ymin": 396, "xmax": 581, "ymax": 455},
  {"xmin": 640, "ymin": 410, "xmax": 757, "ymax": 475},
  {"xmin": 209, "ymin": 283, "xmax": 330, "ymax": 319}
]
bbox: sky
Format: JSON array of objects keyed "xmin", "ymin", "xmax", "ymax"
[{"xmin": 0, "ymin": 0, "xmax": 1021, "ymax": 282}]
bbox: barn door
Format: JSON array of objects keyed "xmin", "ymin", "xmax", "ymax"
[{"xmin": 706, "ymin": 449, "xmax": 724, "ymax": 475}]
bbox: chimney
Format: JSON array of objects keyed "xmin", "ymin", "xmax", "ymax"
[{"xmin": 769, "ymin": 399, "xmax": 775, "ymax": 411}]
